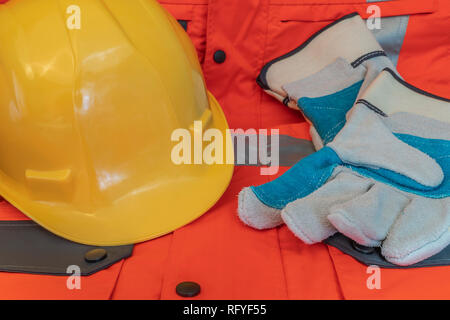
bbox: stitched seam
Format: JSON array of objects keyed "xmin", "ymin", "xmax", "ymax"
[
  {"xmin": 351, "ymin": 50, "xmax": 387, "ymax": 68},
  {"xmin": 357, "ymin": 99, "xmax": 388, "ymax": 116},
  {"xmin": 303, "ymin": 105, "xmax": 349, "ymax": 111},
  {"xmin": 322, "ymin": 119, "xmax": 345, "ymax": 143},
  {"xmin": 276, "ymin": 228, "xmax": 290, "ymax": 299},
  {"xmin": 109, "ymin": 260, "xmax": 126, "ymax": 300}
]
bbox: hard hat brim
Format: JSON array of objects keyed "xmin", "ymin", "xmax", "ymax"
[{"xmin": 0, "ymin": 92, "xmax": 234, "ymax": 246}]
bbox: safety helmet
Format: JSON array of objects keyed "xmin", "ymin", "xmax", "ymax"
[{"xmin": 0, "ymin": 0, "xmax": 233, "ymax": 245}]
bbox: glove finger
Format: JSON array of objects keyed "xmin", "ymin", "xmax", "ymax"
[
  {"xmin": 240, "ymin": 146, "xmax": 341, "ymax": 221},
  {"xmin": 382, "ymin": 197, "xmax": 450, "ymax": 266},
  {"xmin": 238, "ymin": 187, "xmax": 283, "ymax": 230},
  {"xmin": 281, "ymin": 171, "xmax": 373, "ymax": 244},
  {"xmin": 328, "ymin": 183, "xmax": 409, "ymax": 247}
]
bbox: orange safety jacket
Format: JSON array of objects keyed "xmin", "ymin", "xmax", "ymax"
[{"xmin": 0, "ymin": 0, "xmax": 449, "ymax": 299}]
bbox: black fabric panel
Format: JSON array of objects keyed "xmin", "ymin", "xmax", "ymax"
[
  {"xmin": 325, "ymin": 233, "xmax": 450, "ymax": 268},
  {"xmin": 0, "ymin": 221, "xmax": 133, "ymax": 276},
  {"xmin": 178, "ymin": 19, "xmax": 188, "ymax": 31}
]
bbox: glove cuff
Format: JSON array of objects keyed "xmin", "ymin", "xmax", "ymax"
[
  {"xmin": 257, "ymin": 12, "xmax": 383, "ymax": 101},
  {"xmin": 360, "ymin": 68, "xmax": 450, "ymax": 126},
  {"xmin": 282, "ymin": 57, "xmax": 366, "ymax": 103}
]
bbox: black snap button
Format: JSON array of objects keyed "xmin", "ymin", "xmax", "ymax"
[
  {"xmin": 84, "ymin": 248, "xmax": 107, "ymax": 263},
  {"xmin": 352, "ymin": 241, "xmax": 375, "ymax": 254},
  {"xmin": 213, "ymin": 50, "xmax": 226, "ymax": 64},
  {"xmin": 176, "ymin": 281, "xmax": 201, "ymax": 297}
]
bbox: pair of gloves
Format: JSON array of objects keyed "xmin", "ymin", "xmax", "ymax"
[{"xmin": 238, "ymin": 12, "xmax": 450, "ymax": 266}]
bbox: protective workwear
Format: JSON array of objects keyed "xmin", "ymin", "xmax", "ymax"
[
  {"xmin": 1, "ymin": 0, "xmax": 450, "ymax": 300},
  {"xmin": 282, "ymin": 69, "xmax": 450, "ymax": 266},
  {"xmin": 257, "ymin": 12, "xmax": 396, "ymax": 150},
  {"xmin": 0, "ymin": 0, "xmax": 233, "ymax": 245}
]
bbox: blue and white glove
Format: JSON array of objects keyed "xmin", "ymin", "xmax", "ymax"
[
  {"xmin": 284, "ymin": 69, "xmax": 450, "ymax": 266},
  {"xmin": 239, "ymin": 67, "xmax": 445, "ymax": 229}
]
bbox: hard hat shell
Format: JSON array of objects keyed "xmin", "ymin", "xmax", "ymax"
[{"xmin": 0, "ymin": 0, "xmax": 233, "ymax": 245}]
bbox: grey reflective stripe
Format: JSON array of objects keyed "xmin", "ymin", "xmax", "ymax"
[
  {"xmin": 0, "ymin": 220, "xmax": 133, "ymax": 276},
  {"xmin": 325, "ymin": 233, "xmax": 450, "ymax": 268},
  {"xmin": 365, "ymin": 0, "xmax": 409, "ymax": 67},
  {"xmin": 277, "ymin": 135, "xmax": 315, "ymax": 166},
  {"xmin": 233, "ymin": 134, "xmax": 315, "ymax": 167}
]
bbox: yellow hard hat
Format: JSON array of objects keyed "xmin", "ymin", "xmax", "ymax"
[{"xmin": 0, "ymin": 0, "xmax": 233, "ymax": 245}]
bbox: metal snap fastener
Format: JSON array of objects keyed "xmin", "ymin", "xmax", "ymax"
[
  {"xmin": 213, "ymin": 50, "xmax": 226, "ymax": 64},
  {"xmin": 352, "ymin": 241, "xmax": 375, "ymax": 254},
  {"xmin": 176, "ymin": 281, "xmax": 201, "ymax": 297},
  {"xmin": 84, "ymin": 248, "xmax": 107, "ymax": 263}
]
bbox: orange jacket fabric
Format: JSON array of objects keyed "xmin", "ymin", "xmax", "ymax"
[{"xmin": 1, "ymin": 0, "xmax": 450, "ymax": 300}]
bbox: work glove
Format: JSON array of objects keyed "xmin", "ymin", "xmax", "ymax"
[
  {"xmin": 257, "ymin": 12, "xmax": 395, "ymax": 150},
  {"xmin": 240, "ymin": 12, "xmax": 399, "ymax": 229},
  {"xmin": 238, "ymin": 67, "xmax": 450, "ymax": 232},
  {"xmin": 281, "ymin": 69, "xmax": 450, "ymax": 266},
  {"xmin": 238, "ymin": 66, "xmax": 450, "ymax": 228}
]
